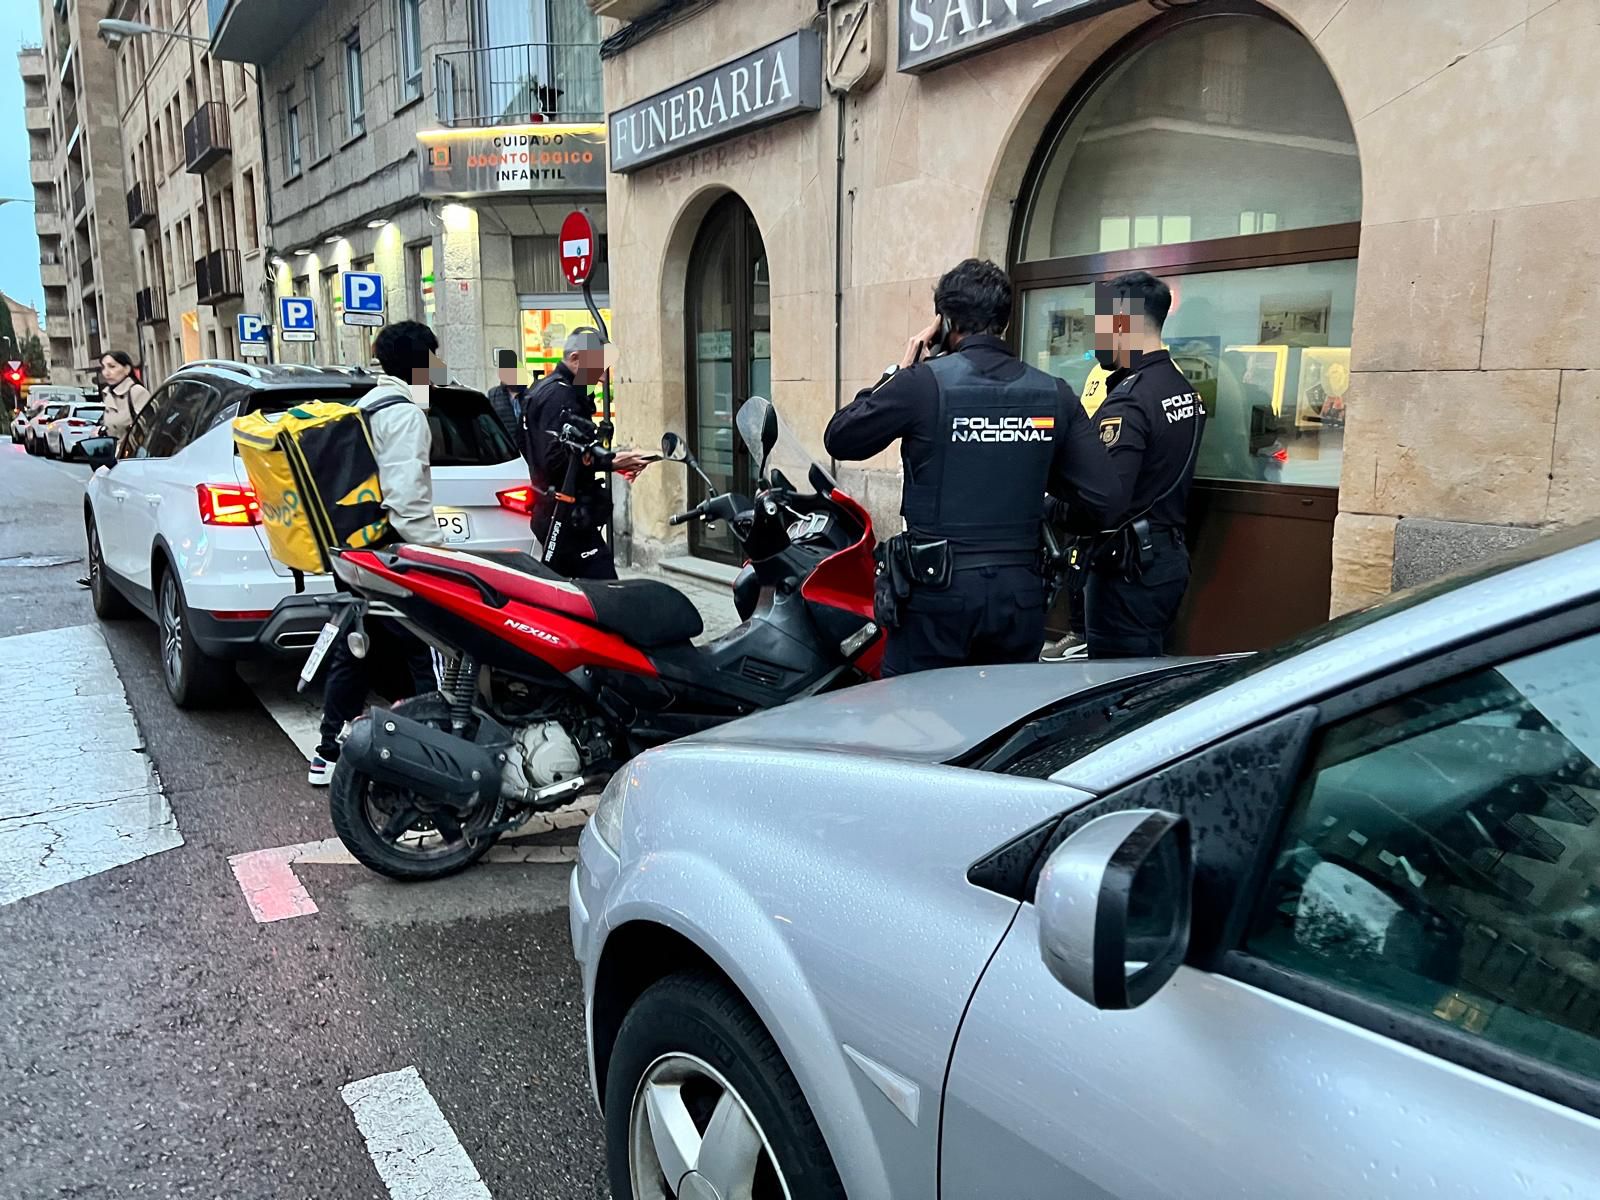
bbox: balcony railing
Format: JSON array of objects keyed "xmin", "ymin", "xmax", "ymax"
[
  {"xmin": 184, "ymin": 101, "xmax": 231, "ymax": 173},
  {"xmin": 195, "ymin": 247, "xmax": 243, "ymax": 305},
  {"xmin": 432, "ymin": 42, "xmax": 603, "ymax": 128},
  {"xmin": 40, "ymin": 259, "xmax": 66, "ymax": 288},
  {"xmin": 126, "ymin": 178, "xmax": 157, "ymax": 229},
  {"xmin": 136, "ymin": 286, "xmax": 168, "ymax": 325}
]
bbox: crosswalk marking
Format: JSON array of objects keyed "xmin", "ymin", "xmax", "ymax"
[
  {"xmin": 0, "ymin": 625, "xmax": 182, "ymax": 908},
  {"xmin": 341, "ymin": 1066, "xmax": 493, "ymax": 1200}
]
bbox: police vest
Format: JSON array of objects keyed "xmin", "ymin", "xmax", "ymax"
[{"xmin": 901, "ymin": 353, "xmax": 1058, "ymax": 563}]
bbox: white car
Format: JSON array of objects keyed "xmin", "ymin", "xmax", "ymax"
[
  {"xmin": 84, "ymin": 361, "xmax": 535, "ymax": 707},
  {"xmin": 20, "ymin": 402, "xmax": 69, "ymax": 455},
  {"xmin": 44, "ymin": 401, "xmax": 107, "ymax": 459}
]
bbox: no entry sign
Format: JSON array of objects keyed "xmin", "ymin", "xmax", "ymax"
[{"xmin": 559, "ymin": 210, "xmax": 597, "ymax": 287}]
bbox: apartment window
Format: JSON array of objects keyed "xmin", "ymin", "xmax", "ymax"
[
  {"xmin": 307, "ymin": 60, "xmax": 330, "ymax": 161},
  {"xmin": 162, "ymin": 230, "xmax": 175, "ymax": 291},
  {"xmin": 284, "ymin": 96, "xmax": 303, "ymax": 177},
  {"xmin": 397, "ymin": 0, "xmax": 423, "ymax": 104},
  {"xmin": 241, "ymin": 169, "xmax": 260, "ymax": 251},
  {"xmin": 344, "ymin": 32, "xmax": 366, "ymax": 137}
]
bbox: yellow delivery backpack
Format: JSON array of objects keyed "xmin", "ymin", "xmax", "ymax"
[{"xmin": 232, "ymin": 396, "xmax": 408, "ymax": 573}]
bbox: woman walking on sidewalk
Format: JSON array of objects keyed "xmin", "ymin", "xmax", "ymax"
[{"xmin": 98, "ymin": 350, "xmax": 150, "ymax": 444}]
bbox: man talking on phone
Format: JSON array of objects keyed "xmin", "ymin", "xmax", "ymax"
[{"xmin": 825, "ymin": 258, "xmax": 1116, "ymax": 676}]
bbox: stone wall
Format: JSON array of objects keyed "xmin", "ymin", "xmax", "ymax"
[{"xmin": 605, "ymin": 0, "xmax": 1600, "ymax": 607}]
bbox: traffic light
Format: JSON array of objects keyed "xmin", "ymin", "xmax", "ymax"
[{"xmin": 1, "ymin": 363, "xmax": 23, "ymax": 389}]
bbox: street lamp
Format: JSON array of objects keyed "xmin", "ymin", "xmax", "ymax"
[{"xmin": 97, "ymin": 18, "xmax": 208, "ymax": 46}]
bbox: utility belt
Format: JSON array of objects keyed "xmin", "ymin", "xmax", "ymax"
[
  {"xmin": 1057, "ymin": 519, "xmax": 1185, "ymax": 587},
  {"xmin": 872, "ymin": 532, "xmax": 1036, "ymax": 630}
]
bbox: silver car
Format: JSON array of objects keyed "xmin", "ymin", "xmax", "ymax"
[{"xmin": 571, "ymin": 524, "xmax": 1600, "ymax": 1199}]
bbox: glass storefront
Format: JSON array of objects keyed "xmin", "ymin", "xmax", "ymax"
[
  {"xmin": 520, "ymin": 303, "xmax": 613, "ymax": 421},
  {"xmin": 686, "ymin": 195, "xmax": 768, "ymax": 563},
  {"xmin": 1014, "ymin": 10, "xmax": 1361, "ymax": 652}
]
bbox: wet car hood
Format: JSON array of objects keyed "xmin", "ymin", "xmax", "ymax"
[{"xmin": 686, "ymin": 659, "xmax": 1194, "ymax": 764}]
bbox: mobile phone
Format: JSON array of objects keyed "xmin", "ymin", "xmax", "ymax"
[{"xmin": 923, "ymin": 316, "xmax": 951, "ymax": 359}]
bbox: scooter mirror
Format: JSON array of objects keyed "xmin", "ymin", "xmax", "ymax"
[{"xmin": 661, "ymin": 431, "xmax": 685, "ymax": 460}]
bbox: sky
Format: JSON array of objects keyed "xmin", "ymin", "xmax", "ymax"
[{"xmin": 0, "ymin": 2, "xmax": 46, "ymax": 320}]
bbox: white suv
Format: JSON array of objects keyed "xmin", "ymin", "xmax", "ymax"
[{"xmin": 85, "ymin": 361, "xmax": 537, "ymax": 707}]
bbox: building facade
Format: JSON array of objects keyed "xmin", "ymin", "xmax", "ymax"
[
  {"xmin": 208, "ymin": 0, "xmax": 608, "ymax": 394},
  {"xmin": 108, "ymin": 0, "xmax": 272, "ymax": 387},
  {"xmin": 22, "ymin": 0, "xmax": 139, "ymax": 385},
  {"xmin": 600, "ymin": 0, "xmax": 1600, "ymax": 651}
]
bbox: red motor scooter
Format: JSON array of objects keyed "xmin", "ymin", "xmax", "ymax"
[{"xmin": 318, "ymin": 396, "xmax": 883, "ymax": 879}]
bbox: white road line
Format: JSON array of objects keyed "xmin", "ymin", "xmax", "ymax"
[
  {"xmin": 0, "ymin": 624, "xmax": 182, "ymax": 907},
  {"xmin": 341, "ymin": 1066, "xmax": 493, "ymax": 1200},
  {"xmin": 237, "ymin": 661, "xmax": 325, "ymax": 760}
]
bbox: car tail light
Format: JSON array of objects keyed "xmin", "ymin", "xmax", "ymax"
[
  {"xmin": 67, "ymin": 419, "xmax": 89, "ymax": 428},
  {"xmin": 197, "ymin": 482, "xmax": 261, "ymax": 526},
  {"xmin": 497, "ymin": 486, "xmax": 536, "ymax": 516}
]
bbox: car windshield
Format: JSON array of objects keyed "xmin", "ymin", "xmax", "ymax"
[
  {"xmin": 428, "ymin": 390, "xmax": 518, "ymax": 467},
  {"xmin": 1002, "ymin": 518, "xmax": 1600, "ymax": 778},
  {"xmin": 45, "ymin": 405, "xmax": 68, "ymax": 420},
  {"xmin": 76, "ymin": 408, "xmax": 104, "ymax": 421}
]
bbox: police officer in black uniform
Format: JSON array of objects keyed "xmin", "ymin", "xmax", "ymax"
[
  {"xmin": 825, "ymin": 259, "xmax": 1117, "ymax": 676},
  {"xmin": 520, "ymin": 328, "xmax": 651, "ymax": 580},
  {"xmin": 1082, "ymin": 270, "xmax": 1204, "ymax": 658}
]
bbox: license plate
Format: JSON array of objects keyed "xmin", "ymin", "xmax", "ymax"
[
  {"xmin": 300, "ymin": 620, "xmax": 342, "ymax": 687},
  {"xmin": 435, "ymin": 510, "xmax": 471, "ymax": 543}
]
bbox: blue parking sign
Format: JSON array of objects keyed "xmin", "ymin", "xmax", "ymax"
[
  {"xmin": 342, "ymin": 271, "xmax": 384, "ymax": 327},
  {"xmin": 236, "ymin": 313, "xmax": 268, "ymax": 358},
  {"xmin": 280, "ymin": 296, "xmax": 316, "ymax": 342}
]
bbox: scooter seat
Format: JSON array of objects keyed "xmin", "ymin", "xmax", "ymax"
[{"xmin": 469, "ymin": 550, "xmax": 704, "ymax": 648}]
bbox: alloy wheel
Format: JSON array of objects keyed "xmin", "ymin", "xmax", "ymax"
[
  {"xmin": 159, "ymin": 573, "xmax": 183, "ymax": 685},
  {"xmin": 628, "ymin": 1053, "xmax": 791, "ymax": 1200},
  {"xmin": 89, "ymin": 525, "xmax": 103, "ymax": 593}
]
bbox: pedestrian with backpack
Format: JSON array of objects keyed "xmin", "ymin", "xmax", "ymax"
[{"xmin": 307, "ymin": 321, "xmax": 446, "ymax": 786}]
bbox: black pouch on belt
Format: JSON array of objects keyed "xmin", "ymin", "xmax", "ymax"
[
  {"xmin": 874, "ymin": 537, "xmax": 911, "ymax": 631},
  {"xmin": 907, "ymin": 538, "xmax": 952, "ymax": 590}
]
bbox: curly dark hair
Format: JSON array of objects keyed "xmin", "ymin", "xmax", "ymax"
[
  {"xmin": 373, "ymin": 320, "xmax": 439, "ymax": 379},
  {"xmin": 933, "ymin": 258, "xmax": 1014, "ymax": 337}
]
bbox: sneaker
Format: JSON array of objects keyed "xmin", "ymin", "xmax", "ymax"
[
  {"xmin": 307, "ymin": 756, "xmax": 334, "ymax": 786},
  {"xmin": 1040, "ymin": 634, "xmax": 1087, "ymax": 662}
]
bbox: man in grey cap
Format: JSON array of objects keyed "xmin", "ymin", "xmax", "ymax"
[{"xmin": 519, "ymin": 327, "xmax": 650, "ymax": 579}]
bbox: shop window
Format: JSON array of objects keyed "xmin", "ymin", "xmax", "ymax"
[
  {"xmin": 686, "ymin": 194, "xmax": 768, "ymax": 564},
  {"xmin": 1015, "ymin": 13, "xmax": 1360, "ymax": 490},
  {"xmin": 409, "ymin": 242, "xmax": 436, "ymax": 328}
]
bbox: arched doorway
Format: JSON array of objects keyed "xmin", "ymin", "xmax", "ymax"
[
  {"xmin": 1012, "ymin": 6, "xmax": 1361, "ymax": 653},
  {"xmin": 685, "ymin": 194, "xmax": 770, "ymax": 563}
]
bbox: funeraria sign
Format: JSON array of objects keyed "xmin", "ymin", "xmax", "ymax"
[
  {"xmin": 898, "ymin": 0, "xmax": 1135, "ymax": 72},
  {"xmin": 609, "ymin": 31, "xmax": 823, "ymax": 174}
]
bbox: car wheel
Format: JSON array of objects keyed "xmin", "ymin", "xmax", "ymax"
[
  {"xmin": 86, "ymin": 515, "xmax": 133, "ymax": 620},
  {"xmin": 156, "ymin": 565, "xmax": 234, "ymax": 708},
  {"xmin": 24, "ymin": 432, "xmax": 37, "ymax": 455},
  {"xmin": 606, "ymin": 971, "xmax": 848, "ymax": 1200}
]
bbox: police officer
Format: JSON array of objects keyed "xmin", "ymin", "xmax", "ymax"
[
  {"xmin": 825, "ymin": 258, "xmax": 1116, "ymax": 676},
  {"xmin": 1082, "ymin": 270, "xmax": 1204, "ymax": 658},
  {"xmin": 520, "ymin": 328, "xmax": 651, "ymax": 580}
]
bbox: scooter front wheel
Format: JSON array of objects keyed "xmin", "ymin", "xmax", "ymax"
[{"xmin": 328, "ymin": 696, "xmax": 503, "ymax": 881}]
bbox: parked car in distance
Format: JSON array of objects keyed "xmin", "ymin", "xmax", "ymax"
[
  {"xmin": 9, "ymin": 400, "xmax": 43, "ymax": 443},
  {"xmin": 44, "ymin": 401, "xmax": 106, "ymax": 460},
  {"xmin": 21, "ymin": 403, "xmax": 69, "ymax": 456},
  {"xmin": 84, "ymin": 360, "xmax": 535, "ymax": 708},
  {"xmin": 573, "ymin": 522, "xmax": 1600, "ymax": 1200}
]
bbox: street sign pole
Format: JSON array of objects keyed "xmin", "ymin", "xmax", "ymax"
[{"xmin": 559, "ymin": 209, "xmax": 617, "ymax": 558}]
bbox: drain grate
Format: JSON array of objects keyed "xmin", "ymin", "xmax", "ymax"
[{"xmin": 0, "ymin": 554, "xmax": 82, "ymax": 568}]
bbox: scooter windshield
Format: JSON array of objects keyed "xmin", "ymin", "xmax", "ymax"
[{"xmin": 735, "ymin": 396, "xmax": 835, "ymax": 494}]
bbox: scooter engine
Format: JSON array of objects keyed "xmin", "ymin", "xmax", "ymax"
[{"xmin": 500, "ymin": 721, "xmax": 583, "ymax": 801}]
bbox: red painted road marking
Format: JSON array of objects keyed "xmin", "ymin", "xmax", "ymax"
[
  {"xmin": 227, "ymin": 838, "xmax": 353, "ymax": 923},
  {"xmin": 227, "ymin": 837, "xmax": 578, "ymax": 923}
]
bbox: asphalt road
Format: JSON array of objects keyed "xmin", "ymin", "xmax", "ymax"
[{"xmin": 0, "ymin": 440, "xmax": 609, "ymax": 1197}]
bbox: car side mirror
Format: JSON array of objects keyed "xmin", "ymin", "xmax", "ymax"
[
  {"xmin": 1036, "ymin": 809, "xmax": 1193, "ymax": 1010},
  {"xmin": 80, "ymin": 436, "xmax": 118, "ymax": 469}
]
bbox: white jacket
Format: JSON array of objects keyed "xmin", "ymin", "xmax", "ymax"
[{"xmin": 357, "ymin": 376, "xmax": 445, "ymax": 547}]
